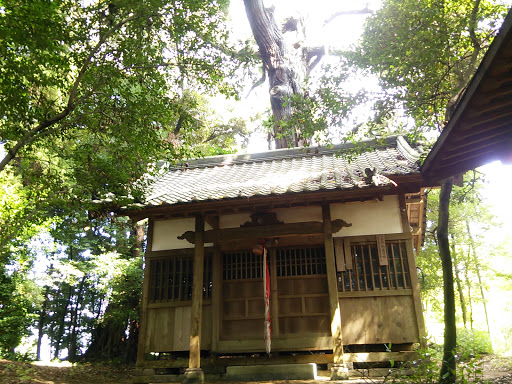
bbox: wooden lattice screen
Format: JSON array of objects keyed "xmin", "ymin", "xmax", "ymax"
[
  {"xmin": 337, "ymin": 240, "xmax": 410, "ymax": 292},
  {"xmin": 149, "ymin": 254, "xmax": 212, "ymax": 302},
  {"xmin": 276, "ymin": 246, "xmax": 326, "ymax": 277},
  {"xmin": 223, "ymin": 251, "xmax": 262, "ymax": 280}
]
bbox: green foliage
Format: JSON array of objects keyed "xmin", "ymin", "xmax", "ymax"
[
  {"xmin": 2, "ymin": 361, "xmax": 35, "ymax": 381},
  {"xmin": 350, "ymin": 0, "xmax": 508, "ymax": 133},
  {"xmin": 0, "ymin": 0, "xmax": 250, "ymax": 211},
  {"xmin": 262, "ymin": 61, "xmax": 372, "ymax": 147},
  {"xmin": 386, "ymin": 346, "xmax": 487, "ymax": 384},
  {"xmin": 420, "ymin": 173, "xmax": 504, "ymax": 322},
  {"xmin": 0, "ymin": 0, "xmax": 256, "ymax": 357},
  {"xmin": 274, "ymin": 64, "xmax": 366, "ymax": 146},
  {"xmin": 36, "ymin": 212, "xmax": 144, "ymax": 360},
  {"xmin": 0, "ymin": 271, "xmax": 35, "ymax": 356},
  {"xmin": 387, "ymin": 348, "xmax": 439, "ymax": 384},
  {"xmin": 174, "ymin": 92, "xmax": 251, "ymax": 156},
  {"xmin": 458, "ymin": 329, "xmax": 493, "ymax": 356},
  {"xmin": 0, "ymin": 175, "xmax": 43, "ymax": 357}
]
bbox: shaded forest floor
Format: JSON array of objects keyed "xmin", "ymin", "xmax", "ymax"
[
  {"xmin": 1, "ymin": 355, "xmax": 511, "ymax": 384},
  {"xmin": 0, "ymin": 359, "xmax": 133, "ymax": 384}
]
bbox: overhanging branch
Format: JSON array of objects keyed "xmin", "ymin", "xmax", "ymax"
[
  {"xmin": 323, "ymin": 6, "xmax": 373, "ymax": 26},
  {"xmin": 0, "ymin": 12, "xmax": 142, "ymax": 173}
]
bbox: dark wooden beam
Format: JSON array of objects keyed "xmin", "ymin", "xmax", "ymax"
[
  {"xmin": 428, "ymin": 147, "xmax": 507, "ymax": 181},
  {"xmin": 450, "ymin": 123, "xmax": 512, "ymax": 149},
  {"xmin": 489, "ymin": 57, "xmax": 512, "ymax": 76},
  {"xmin": 471, "ymin": 82, "xmax": 512, "ymax": 106},
  {"xmin": 479, "ymin": 76, "xmax": 510, "ymax": 92},
  {"xmin": 466, "ymin": 93, "xmax": 512, "ymax": 118},
  {"xmin": 217, "ymin": 234, "xmax": 324, "ymax": 252},
  {"xmin": 177, "ymin": 219, "xmax": 352, "ymax": 244},
  {"xmin": 461, "ymin": 108, "xmax": 512, "ymax": 130},
  {"xmin": 138, "ymin": 351, "xmax": 420, "ymax": 369},
  {"xmin": 441, "ymin": 136, "xmax": 512, "ymax": 163}
]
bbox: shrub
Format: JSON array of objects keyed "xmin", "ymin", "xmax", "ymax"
[{"xmin": 457, "ymin": 328, "xmax": 493, "ymax": 357}]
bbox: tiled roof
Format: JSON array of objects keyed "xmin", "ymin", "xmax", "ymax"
[{"xmin": 144, "ymin": 136, "xmax": 422, "ymax": 207}]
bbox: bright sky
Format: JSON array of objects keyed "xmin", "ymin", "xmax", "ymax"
[{"xmin": 479, "ymin": 161, "xmax": 512, "ymax": 231}]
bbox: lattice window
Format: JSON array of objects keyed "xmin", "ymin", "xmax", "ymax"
[
  {"xmin": 337, "ymin": 240, "xmax": 410, "ymax": 292},
  {"xmin": 223, "ymin": 250, "xmax": 262, "ymax": 280},
  {"xmin": 149, "ymin": 254, "xmax": 212, "ymax": 303},
  {"xmin": 276, "ymin": 246, "xmax": 326, "ymax": 277}
]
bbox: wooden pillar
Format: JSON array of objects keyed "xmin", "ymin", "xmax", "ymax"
[
  {"xmin": 136, "ymin": 219, "xmax": 153, "ymax": 365},
  {"xmin": 211, "ymin": 245, "xmax": 221, "ymax": 353},
  {"xmin": 184, "ymin": 214, "xmax": 205, "ymax": 384},
  {"xmin": 208, "ymin": 215, "xmax": 221, "ymax": 355},
  {"xmin": 322, "ymin": 204, "xmax": 349, "ymax": 380},
  {"xmin": 400, "ymin": 194, "xmax": 427, "ymax": 348},
  {"xmin": 398, "ymin": 193, "xmax": 410, "ymax": 233},
  {"xmin": 270, "ymin": 248, "xmax": 280, "ymax": 337},
  {"xmin": 405, "ymin": 238, "xmax": 427, "ymax": 348}
]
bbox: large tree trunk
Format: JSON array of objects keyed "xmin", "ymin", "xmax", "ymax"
[
  {"xmin": 244, "ymin": 0, "xmax": 315, "ymax": 149},
  {"xmin": 438, "ymin": 177, "xmax": 456, "ymax": 384},
  {"xmin": 125, "ymin": 221, "xmax": 144, "ymax": 362}
]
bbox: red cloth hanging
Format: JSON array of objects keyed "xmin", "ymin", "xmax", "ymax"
[{"xmin": 263, "ymin": 245, "xmax": 271, "ymax": 355}]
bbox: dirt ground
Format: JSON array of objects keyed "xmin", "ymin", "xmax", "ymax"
[
  {"xmin": 1, "ymin": 356, "xmax": 511, "ymax": 384},
  {"xmin": 0, "ymin": 359, "xmax": 133, "ymax": 384}
]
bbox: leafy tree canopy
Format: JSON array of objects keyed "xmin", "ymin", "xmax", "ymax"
[
  {"xmin": 0, "ymin": 0, "xmax": 256, "ymax": 358},
  {"xmin": 349, "ymin": 0, "xmax": 508, "ymax": 134},
  {"xmin": 0, "ymin": 0, "xmax": 251, "ymax": 192}
]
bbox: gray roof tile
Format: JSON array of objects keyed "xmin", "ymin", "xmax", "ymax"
[{"xmin": 144, "ymin": 136, "xmax": 422, "ymax": 207}]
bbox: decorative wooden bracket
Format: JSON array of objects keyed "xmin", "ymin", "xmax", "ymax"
[
  {"xmin": 241, "ymin": 212, "xmax": 283, "ymax": 227},
  {"xmin": 177, "ymin": 219, "xmax": 352, "ymax": 244}
]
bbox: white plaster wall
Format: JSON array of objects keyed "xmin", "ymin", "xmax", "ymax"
[
  {"xmin": 219, "ymin": 213, "xmax": 251, "ymax": 229},
  {"xmin": 152, "ymin": 199, "xmax": 400, "ymax": 250},
  {"xmin": 331, "ymin": 195, "xmax": 402, "ymax": 237},
  {"xmin": 219, "ymin": 206, "xmax": 322, "ymax": 229},
  {"xmin": 272, "ymin": 206, "xmax": 322, "ymax": 223},
  {"xmin": 152, "ymin": 218, "xmax": 213, "ymax": 251}
]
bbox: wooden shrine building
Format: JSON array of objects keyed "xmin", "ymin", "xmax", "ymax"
[{"xmin": 127, "ymin": 136, "xmax": 428, "ymax": 382}]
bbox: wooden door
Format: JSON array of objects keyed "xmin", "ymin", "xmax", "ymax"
[
  {"xmin": 218, "ymin": 246, "xmax": 331, "ymax": 352},
  {"xmin": 274, "ymin": 246, "xmax": 330, "ymax": 338},
  {"xmin": 220, "ymin": 250, "xmax": 265, "ymax": 341}
]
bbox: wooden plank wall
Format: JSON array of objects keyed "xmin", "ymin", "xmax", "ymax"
[
  {"xmin": 145, "ymin": 305, "xmax": 212, "ymax": 352},
  {"xmin": 277, "ymin": 275, "xmax": 330, "ymax": 336},
  {"xmin": 339, "ymin": 294, "xmax": 419, "ymax": 345},
  {"xmin": 221, "ymin": 279, "xmax": 265, "ymax": 340}
]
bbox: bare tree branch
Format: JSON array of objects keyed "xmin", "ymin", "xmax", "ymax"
[
  {"xmin": 323, "ymin": 6, "xmax": 373, "ymax": 26},
  {"xmin": 246, "ymin": 65, "xmax": 267, "ymax": 98},
  {"xmin": 306, "ymin": 46, "xmax": 325, "ymax": 74}
]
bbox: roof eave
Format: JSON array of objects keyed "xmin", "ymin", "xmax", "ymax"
[
  {"xmin": 421, "ymin": 8, "xmax": 512, "ymax": 179},
  {"xmin": 124, "ymin": 174, "xmax": 425, "ymax": 220}
]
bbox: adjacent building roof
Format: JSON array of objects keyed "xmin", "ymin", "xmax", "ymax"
[
  {"xmin": 143, "ymin": 136, "xmax": 423, "ymax": 208},
  {"xmin": 421, "ymin": 8, "xmax": 512, "ymax": 181}
]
